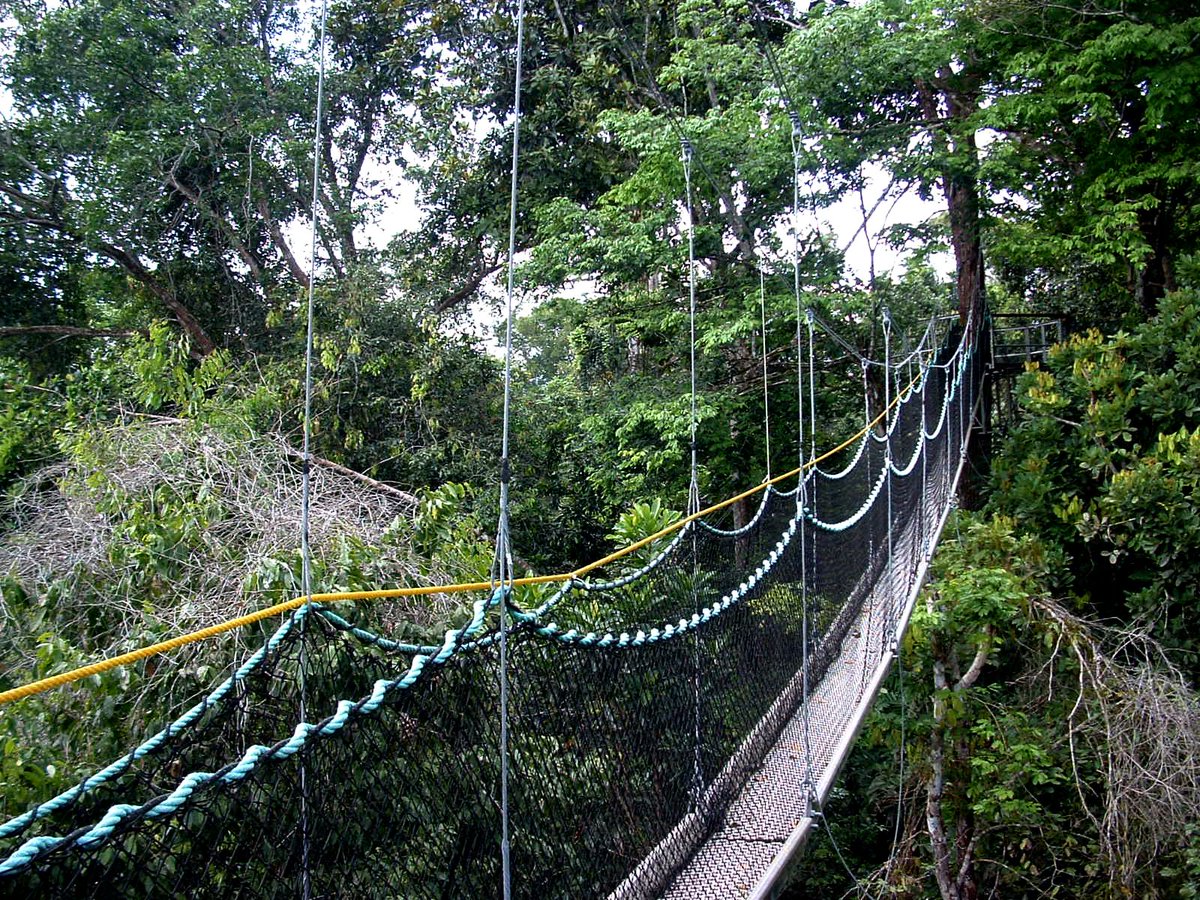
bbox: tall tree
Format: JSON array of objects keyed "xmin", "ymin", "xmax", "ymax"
[
  {"xmin": 979, "ymin": 0, "xmax": 1200, "ymax": 316},
  {"xmin": 781, "ymin": 0, "xmax": 991, "ymax": 323},
  {"xmin": 0, "ymin": 0, "xmax": 421, "ymax": 354}
]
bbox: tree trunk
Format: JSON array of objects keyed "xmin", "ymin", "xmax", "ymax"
[
  {"xmin": 927, "ymin": 628, "xmax": 961, "ymax": 900},
  {"xmin": 916, "ymin": 72, "xmax": 988, "ymax": 506},
  {"xmin": 925, "ymin": 597, "xmax": 991, "ymax": 900},
  {"xmin": 1136, "ymin": 204, "xmax": 1176, "ymax": 316},
  {"xmin": 947, "ymin": 169, "xmax": 984, "ymax": 326},
  {"xmin": 914, "ymin": 74, "xmax": 985, "ymax": 326}
]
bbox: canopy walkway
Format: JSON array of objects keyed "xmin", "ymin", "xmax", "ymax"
[
  {"xmin": 0, "ymin": 312, "xmax": 983, "ymax": 898},
  {"xmin": 0, "ymin": 1, "xmax": 988, "ymax": 892}
]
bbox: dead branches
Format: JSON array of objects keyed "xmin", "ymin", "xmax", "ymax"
[
  {"xmin": 0, "ymin": 419, "xmax": 444, "ymax": 667},
  {"xmin": 1034, "ymin": 597, "xmax": 1200, "ymax": 891}
]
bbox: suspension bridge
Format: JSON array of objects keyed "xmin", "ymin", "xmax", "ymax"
[
  {"xmin": 0, "ymin": 306, "xmax": 984, "ymax": 898},
  {"xmin": 0, "ymin": 0, "xmax": 995, "ymax": 894}
]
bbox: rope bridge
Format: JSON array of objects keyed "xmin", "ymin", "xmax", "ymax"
[
  {"xmin": 0, "ymin": 311, "xmax": 982, "ymax": 898},
  {"xmin": 0, "ymin": 0, "xmax": 986, "ymax": 893}
]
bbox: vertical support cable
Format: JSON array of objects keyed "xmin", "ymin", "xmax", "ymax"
[
  {"xmin": 861, "ymin": 359, "xmax": 871, "ymax": 432},
  {"xmin": 682, "ymin": 138, "xmax": 699, "ymax": 512},
  {"xmin": 297, "ymin": 2, "xmax": 329, "ymax": 896},
  {"xmin": 920, "ymin": 346, "xmax": 930, "ymax": 562},
  {"xmin": 805, "ymin": 307, "xmax": 817, "ymax": 509},
  {"xmin": 760, "ymin": 265, "xmax": 772, "ymax": 482},
  {"xmin": 493, "ymin": 1, "xmax": 527, "ymax": 895},
  {"xmin": 681, "ymin": 135, "xmax": 705, "ymax": 811},
  {"xmin": 861, "ymin": 353, "xmax": 875, "ymax": 693},
  {"xmin": 790, "ymin": 115, "xmax": 804, "ymax": 489},
  {"xmin": 803, "ymin": 306, "xmax": 819, "ymax": 740},
  {"xmin": 806, "ymin": 311, "xmax": 817, "ymax": 466},
  {"xmin": 946, "ymin": 350, "xmax": 954, "ymax": 492},
  {"xmin": 883, "ymin": 309, "xmax": 895, "ymax": 645},
  {"xmin": 959, "ymin": 331, "xmax": 967, "ymax": 464},
  {"xmin": 789, "ymin": 112, "xmax": 815, "ymax": 812},
  {"xmin": 681, "ymin": 136, "xmax": 704, "ymax": 806}
]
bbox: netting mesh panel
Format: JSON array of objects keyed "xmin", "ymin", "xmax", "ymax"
[
  {"xmin": 0, "ymin": 326, "xmax": 980, "ymax": 900},
  {"xmin": 653, "ymin": 327, "xmax": 977, "ymax": 899}
]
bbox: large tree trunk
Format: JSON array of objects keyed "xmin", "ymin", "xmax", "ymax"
[
  {"xmin": 916, "ymin": 73, "xmax": 985, "ymax": 325},
  {"xmin": 917, "ymin": 71, "xmax": 988, "ymax": 505},
  {"xmin": 947, "ymin": 168, "xmax": 984, "ymax": 326},
  {"xmin": 1136, "ymin": 204, "xmax": 1177, "ymax": 316},
  {"xmin": 925, "ymin": 598, "xmax": 991, "ymax": 900}
]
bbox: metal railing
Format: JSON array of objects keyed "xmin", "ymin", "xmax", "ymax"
[{"xmin": 991, "ymin": 316, "xmax": 1064, "ymax": 367}]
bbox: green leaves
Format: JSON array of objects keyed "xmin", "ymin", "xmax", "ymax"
[
  {"xmin": 991, "ymin": 290, "xmax": 1200, "ymax": 662},
  {"xmin": 606, "ymin": 498, "xmax": 683, "ymax": 570}
]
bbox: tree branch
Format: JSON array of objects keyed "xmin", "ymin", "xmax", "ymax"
[
  {"xmin": 0, "ymin": 181, "xmax": 215, "ymax": 355},
  {"xmin": 278, "ymin": 444, "xmax": 418, "ymax": 508},
  {"xmin": 163, "ymin": 171, "xmax": 265, "ymax": 282},
  {"xmin": 955, "ymin": 626, "xmax": 994, "ymax": 693},
  {"xmin": 434, "ymin": 260, "xmax": 502, "ymax": 314},
  {"xmin": 0, "ymin": 325, "xmax": 145, "ymax": 339},
  {"xmin": 257, "ymin": 197, "xmax": 311, "ymax": 288}
]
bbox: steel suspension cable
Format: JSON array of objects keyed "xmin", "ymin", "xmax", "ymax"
[
  {"xmin": 491, "ymin": 0, "xmax": 527, "ymax": 894},
  {"xmin": 681, "ymin": 136, "xmax": 706, "ymax": 806},
  {"xmin": 789, "ymin": 113, "xmax": 817, "ymax": 809},
  {"xmin": 760, "ymin": 264, "xmax": 772, "ymax": 481},
  {"xmin": 803, "ymin": 307, "xmax": 819, "ymax": 799},
  {"xmin": 861, "ymin": 359, "xmax": 871, "ymax": 434},
  {"xmin": 682, "ymin": 137, "xmax": 699, "ymax": 514},
  {"xmin": 883, "ymin": 308, "xmax": 895, "ymax": 643},
  {"xmin": 297, "ymin": 1, "xmax": 330, "ymax": 895},
  {"xmin": 806, "ymin": 310, "xmax": 818, "ymax": 464}
]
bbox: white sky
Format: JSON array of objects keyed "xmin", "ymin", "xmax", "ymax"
[{"xmin": 291, "ymin": 151, "xmax": 951, "ymax": 350}]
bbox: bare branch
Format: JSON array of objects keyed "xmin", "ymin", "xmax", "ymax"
[{"xmin": 0, "ymin": 325, "xmax": 145, "ymax": 339}]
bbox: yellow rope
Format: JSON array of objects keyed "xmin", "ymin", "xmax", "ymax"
[{"xmin": 0, "ymin": 375, "xmax": 917, "ymax": 707}]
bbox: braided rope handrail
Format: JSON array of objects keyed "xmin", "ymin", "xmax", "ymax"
[
  {"xmin": 695, "ymin": 484, "xmax": 777, "ymax": 536},
  {"xmin": 815, "ymin": 428, "xmax": 871, "ymax": 479},
  {"xmin": 0, "ymin": 590, "xmax": 502, "ymax": 875}
]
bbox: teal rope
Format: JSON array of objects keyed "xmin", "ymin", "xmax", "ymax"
[
  {"xmin": 0, "ymin": 590, "xmax": 503, "ymax": 875},
  {"xmin": 0, "ymin": 607, "xmax": 308, "ymax": 842}
]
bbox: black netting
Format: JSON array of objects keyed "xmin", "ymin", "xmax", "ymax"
[{"xmin": 0, "ymin": 323, "xmax": 982, "ymax": 899}]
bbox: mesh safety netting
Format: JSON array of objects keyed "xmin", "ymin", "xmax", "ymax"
[{"xmin": 0, "ymin": 321, "xmax": 981, "ymax": 899}]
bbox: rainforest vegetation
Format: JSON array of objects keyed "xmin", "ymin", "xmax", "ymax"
[{"xmin": 1, "ymin": 0, "xmax": 1199, "ymax": 896}]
